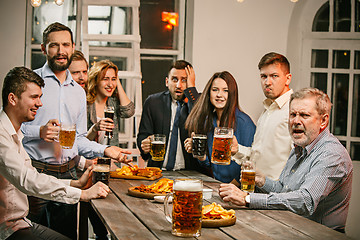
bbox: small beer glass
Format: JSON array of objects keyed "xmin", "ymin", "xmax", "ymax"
[
  {"xmin": 150, "ymin": 134, "xmax": 166, "ymax": 161},
  {"xmin": 164, "ymin": 179, "xmax": 203, "ymax": 237},
  {"xmin": 92, "ymin": 157, "xmax": 111, "ymax": 185},
  {"xmin": 192, "ymin": 134, "xmax": 207, "ymax": 158},
  {"xmin": 211, "ymin": 127, "xmax": 233, "ymax": 165},
  {"xmin": 59, "ymin": 123, "xmax": 76, "ymax": 149},
  {"xmin": 241, "ymin": 151, "xmax": 258, "ymax": 193}
]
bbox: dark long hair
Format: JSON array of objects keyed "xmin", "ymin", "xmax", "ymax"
[{"xmin": 185, "ymin": 71, "xmax": 240, "ymax": 135}]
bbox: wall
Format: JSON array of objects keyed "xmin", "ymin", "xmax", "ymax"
[{"xmin": 0, "ymin": 0, "xmax": 27, "ymax": 107}]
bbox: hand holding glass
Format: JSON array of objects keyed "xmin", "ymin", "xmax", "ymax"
[
  {"xmin": 150, "ymin": 134, "xmax": 166, "ymax": 161},
  {"xmin": 104, "ymin": 106, "xmax": 115, "ymax": 139},
  {"xmin": 192, "ymin": 134, "xmax": 207, "ymax": 158},
  {"xmin": 211, "ymin": 127, "xmax": 233, "ymax": 165},
  {"xmin": 59, "ymin": 123, "xmax": 76, "ymax": 149},
  {"xmin": 92, "ymin": 157, "xmax": 111, "ymax": 185}
]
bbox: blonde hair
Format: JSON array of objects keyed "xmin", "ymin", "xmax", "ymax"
[{"xmin": 87, "ymin": 60, "xmax": 118, "ymax": 104}]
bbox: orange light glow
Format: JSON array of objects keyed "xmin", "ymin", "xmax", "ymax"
[{"xmin": 162, "ymin": 12, "xmax": 178, "ymax": 30}]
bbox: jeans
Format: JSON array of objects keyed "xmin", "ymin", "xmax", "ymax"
[
  {"xmin": 6, "ymin": 222, "xmax": 70, "ymax": 240},
  {"xmin": 27, "ymin": 167, "xmax": 78, "ymax": 240}
]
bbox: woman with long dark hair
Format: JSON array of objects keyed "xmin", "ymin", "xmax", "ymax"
[{"xmin": 185, "ymin": 71, "xmax": 255, "ymax": 183}]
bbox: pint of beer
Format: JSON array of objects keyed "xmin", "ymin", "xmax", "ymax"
[
  {"xmin": 164, "ymin": 179, "xmax": 203, "ymax": 237},
  {"xmin": 192, "ymin": 134, "xmax": 207, "ymax": 158},
  {"xmin": 150, "ymin": 134, "xmax": 166, "ymax": 161},
  {"xmin": 211, "ymin": 127, "xmax": 233, "ymax": 165},
  {"xmin": 59, "ymin": 123, "xmax": 76, "ymax": 149},
  {"xmin": 104, "ymin": 106, "xmax": 115, "ymax": 139},
  {"xmin": 92, "ymin": 157, "xmax": 111, "ymax": 185},
  {"xmin": 241, "ymin": 157, "xmax": 256, "ymax": 193}
]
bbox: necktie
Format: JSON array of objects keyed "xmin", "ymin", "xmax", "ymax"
[{"xmin": 166, "ymin": 101, "xmax": 182, "ymax": 170}]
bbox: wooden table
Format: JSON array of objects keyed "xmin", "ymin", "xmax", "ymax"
[{"xmin": 88, "ymin": 170, "xmax": 350, "ymax": 240}]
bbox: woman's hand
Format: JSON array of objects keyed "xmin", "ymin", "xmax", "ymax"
[{"xmin": 95, "ymin": 118, "xmax": 114, "ymax": 132}]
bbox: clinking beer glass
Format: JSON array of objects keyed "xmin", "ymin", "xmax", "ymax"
[
  {"xmin": 164, "ymin": 179, "xmax": 203, "ymax": 237},
  {"xmin": 211, "ymin": 127, "xmax": 233, "ymax": 165},
  {"xmin": 241, "ymin": 151, "xmax": 258, "ymax": 193}
]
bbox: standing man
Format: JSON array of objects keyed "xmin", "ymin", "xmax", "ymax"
[
  {"xmin": 220, "ymin": 88, "xmax": 353, "ymax": 232},
  {"xmin": 68, "ymin": 50, "xmax": 89, "ymax": 90},
  {"xmin": 137, "ymin": 60, "xmax": 208, "ymax": 173},
  {"xmin": 21, "ymin": 22, "xmax": 130, "ymax": 239},
  {"xmin": 233, "ymin": 52, "xmax": 293, "ymax": 180},
  {"xmin": 1, "ymin": 66, "xmax": 110, "ymax": 240}
]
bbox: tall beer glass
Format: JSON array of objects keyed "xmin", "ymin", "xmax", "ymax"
[
  {"xmin": 92, "ymin": 157, "xmax": 111, "ymax": 185},
  {"xmin": 59, "ymin": 123, "xmax": 76, "ymax": 149},
  {"xmin": 164, "ymin": 179, "xmax": 203, "ymax": 237},
  {"xmin": 211, "ymin": 127, "xmax": 233, "ymax": 165},
  {"xmin": 241, "ymin": 151, "xmax": 257, "ymax": 193},
  {"xmin": 104, "ymin": 106, "xmax": 115, "ymax": 139},
  {"xmin": 150, "ymin": 134, "xmax": 166, "ymax": 161},
  {"xmin": 192, "ymin": 134, "xmax": 207, "ymax": 158}
]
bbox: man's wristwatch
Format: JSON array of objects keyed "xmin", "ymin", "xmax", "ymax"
[{"xmin": 245, "ymin": 194, "xmax": 250, "ymax": 208}]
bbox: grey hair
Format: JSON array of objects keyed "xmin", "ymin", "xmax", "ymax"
[{"xmin": 290, "ymin": 87, "xmax": 332, "ymax": 115}]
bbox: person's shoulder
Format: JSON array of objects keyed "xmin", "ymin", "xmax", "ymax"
[
  {"xmin": 235, "ymin": 109, "xmax": 255, "ymax": 125},
  {"xmin": 145, "ymin": 91, "xmax": 168, "ymax": 102}
]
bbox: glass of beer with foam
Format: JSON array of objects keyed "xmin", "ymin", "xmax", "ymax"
[
  {"xmin": 211, "ymin": 127, "xmax": 233, "ymax": 165},
  {"xmin": 92, "ymin": 157, "xmax": 111, "ymax": 186},
  {"xmin": 59, "ymin": 123, "xmax": 76, "ymax": 149},
  {"xmin": 241, "ymin": 151, "xmax": 258, "ymax": 193},
  {"xmin": 164, "ymin": 179, "xmax": 203, "ymax": 237},
  {"xmin": 150, "ymin": 134, "xmax": 166, "ymax": 161}
]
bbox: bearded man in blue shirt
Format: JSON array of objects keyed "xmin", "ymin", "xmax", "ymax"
[{"xmin": 219, "ymin": 87, "xmax": 353, "ymax": 233}]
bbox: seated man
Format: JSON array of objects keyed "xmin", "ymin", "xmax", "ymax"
[
  {"xmin": 219, "ymin": 88, "xmax": 353, "ymax": 232},
  {"xmin": 0, "ymin": 67, "xmax": 110, "ymax": 239}
]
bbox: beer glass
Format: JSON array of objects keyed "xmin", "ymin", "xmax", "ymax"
[
  {"xmin": 241, "ymin": 151, "xmax": 257, "ymax": 193},
  {"xmin": 59, "ymin": 123, "xmax": 76, "ymax": 149},
  {"xmin": 211, "ymin": 127, "xmax": 233, "ymax": 165},
  {"xmin": 150, "ymin": 134, "xmax": 166, "ymax": 161},
  {"xmin": 192, "ymin": 134, "xmax": 207, "ymax": 158},
  {"xmin": 92, "ymin": 157, "xmax": 111, "ymax": 185},
  {"xmin": 164, "ymin": 179, "xmax": 203, "ymax": 237},
  {"xmin": 104, "ymin": 106, "xmax": 115, "ymax": 139}
]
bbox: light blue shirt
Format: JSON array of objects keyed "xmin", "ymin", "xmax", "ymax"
[{"xmin": 21, "ymin": 63, "xmax": 107, "ymax": 164}]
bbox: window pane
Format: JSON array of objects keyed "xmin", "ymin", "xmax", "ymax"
[
  {"xmin": 333, "ymin": 50, "xmax": 350, "ymax": 69},
  {"xmin": 355, "ymin": 51, "xmax": 360, "ymax": 69},
  {"xmin": 140, "ymin": 56, "xmax": 174, "ymax": 103},
  {"xmin": 31, "ymin": 49, "xmax": 46, "ymax": 70},
  {"xmin": 332, "ymin": 73, "xmax": 349, "ymax": 135},
  {"xmin": 32, "ymin": 1, "xmax": 77, "ymax": 44},
  {"xmin": 140, "ymin": 0, "xmax": 177, "ymax": 49},
  {"xmin": 311, "ymin": 73, "xmax": 328, "ymax": 93},
  {"xmin": 312, "ymin": 2, "xmax": 329, "ymax": 32},
  {"xmin": 351, "ymin": 142, "xmax": 360, "ymax": 160},
  {"xmin": 334, "ymin": 0, "xmax": 351, "ymax": 32},
  {"xmin": 352, "ymin": 74, "xmax": 360, "ymax": 137},
  {"xmin": 311, "ymin": 49, "xmax": 328, "ymax": 68},
  {"xmin": 355, "ymin": 0, "xmax": 360, "ymax": 32},
  {"xmin": 89, "ymin": 55, "xmax": 126, "ymax": 70}
]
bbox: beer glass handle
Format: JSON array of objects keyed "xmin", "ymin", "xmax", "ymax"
[{"xmin": 164, "ymin": 192, "xmax": 173, "ymax": 223}]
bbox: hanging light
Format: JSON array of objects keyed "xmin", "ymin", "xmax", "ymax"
[
  {"xmin": 54, "ymin": 0, "xmax": 64, "ymax": 6},
  {"xmin": 31, "ymin": 0, "xmax": 41, "ymax": 7},
  {"xmin": 290, "ymin": 0, "xmax": 298, "ymax": 2}
]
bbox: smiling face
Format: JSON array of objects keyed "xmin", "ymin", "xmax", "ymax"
[
  {"xmin": 69, "ymin": 59, "xmax": 88, "ymax": 89},
  {"xmin": 210, "ymin": 78, "xmax": 228, "ymax": 111},
  {"xmin": 289, "ymin": 97, "xmax": 328, "ymax": 147},
  {"xmin": 14, "ymin": 82, "xmax": 43, "ymax": 122},
  {"xmin": 42, "ymin": 31, "xmax": 75, "ymax": 72},
  {"xmin": 260, "ymin": 63, "xmax": 291, "ymax": 100},
  {"xmin": 96, "ymin": 68, "xmax": 117, "ymax": 98},
  {"xmin": 166, "ymin": 68, "xmax": 187, "ymax": 101}
]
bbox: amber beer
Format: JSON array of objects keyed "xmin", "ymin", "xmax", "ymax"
[
  {"xmin": 92, "ymin": 164, "xmax": 110, "ymax": 185},
  {"xmin": 211, "ymin": 127, "xmax": 233, "ymax": 165},
  {"xmin": 241, "ymin": 170, "xmax": 255, "ymax": 193},
  {"xmin": 59, "ymin": 124, "xmax": 76, "ymax": 149},
  {"xmin": 150, "ymin": 134, "xmax": 166, "ymax": 161},
  {"xmin": 164, "ymin": 179, "xmax": 203, "ymax": 237}
]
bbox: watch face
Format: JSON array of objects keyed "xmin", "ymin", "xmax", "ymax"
[{"xmin": 245, "ymin": 194, "xmax": 250, "ymax": 203}]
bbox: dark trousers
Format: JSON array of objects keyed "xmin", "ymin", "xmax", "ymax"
[
  {"xmin": 27, "ymin": 167, "xmax": 78, "ymax": 240},
  {"xmin": 6, "ymin": 222, "xmax": 70, "ymax": 240}
]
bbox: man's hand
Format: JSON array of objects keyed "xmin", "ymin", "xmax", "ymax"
[
  {"xmin": 71, "ymin": 165, "xmax": 93, "ymax": 189},
  {"xmin": 104, "ymin": 146, "xmax": 133, "ymax": 166},
  {"xmin": 255, "ymin": 170, "xmax": 266, "ymax": 188},
  {"xmin": 185, "ymin": 66, "xmax": 195, "ymax": 88},
  {"xmin": 231, "ymin": 136, "xmax": 239, "ymax": 156},
  {"xmin": 219, "ymin": 183, "xmax": 247, "ymax": 206},
  {"xmin": 80, "ymin": 182, "xmax": 110, "ymax": 201},
  {"xmin": 141, "ymin": 136, "xmax": 151, "ymax": 154},
  {"xmin": 40, "ymin": 119, "xmax": 60, "ymax": 142}
]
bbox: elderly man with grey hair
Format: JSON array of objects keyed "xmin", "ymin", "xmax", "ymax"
[{"xmin": 219, "ymin": 88, "xmax": 353, "ymax": 233}]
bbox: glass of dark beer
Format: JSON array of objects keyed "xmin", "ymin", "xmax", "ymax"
[
  {"xmin": 211, "ymin": 127, "xmax": 233, "ymax": 165},
  {"xmin": 164, "ymin": 179, "xmax": 203, "ymax": 237},
  {"xmin": 192, "ymin": 134, "xmax": 207, "ymax": 158},
  {"xmin": 104, "ymin": 106, "xmax": 115, "ymax": 139},
  {"xmin": 150, "ymin": 134, "xmax": 166, "ymax": 161},
  {"xmin": 92, "ymin": 157, "xmax": 111, "ymax": 185}
]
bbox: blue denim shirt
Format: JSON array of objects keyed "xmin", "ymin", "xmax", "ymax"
[{"xmin": 21, "ymin": 63, "xmax": 107, "ymax": 164}]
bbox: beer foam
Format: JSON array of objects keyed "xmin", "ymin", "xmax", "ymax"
[
  {"xmin": 213, "ymin": 134, "xmax": 232, "ymax": 138},
  {"xmin": 151, "ymin": 140, "xmax": 165, "ymax": 144},
  {"xmin": 173, "ymin": 180, "xmax": 202, "ymax": 192},
  {"xmin": 242, "ymin": 169, "xmax": 255, "ymax": 172},
  {"xmin": 93, "ymin": 164, "xmax": 110, "ymax": 172}
]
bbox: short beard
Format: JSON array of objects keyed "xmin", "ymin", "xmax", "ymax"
[{"xmin": 48, "ymin": 54, "xmax": 71, "ymax": 72}]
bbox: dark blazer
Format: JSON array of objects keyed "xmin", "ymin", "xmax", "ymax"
[{"xmin": 137, "ymin": 87, "xmax": 209, "ymax": 174}]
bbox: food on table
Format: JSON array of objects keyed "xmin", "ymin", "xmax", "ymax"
[
  {"xmin": 111, "ymin": 165, "xmax": 162, "ymax": 178},
  {"xmin": 132, "ymin": 178, "xmax": 173, "ymax": 194},
  {"xmin": 202, "ymin": 202, "xmax": 235, "ymax": 220}
]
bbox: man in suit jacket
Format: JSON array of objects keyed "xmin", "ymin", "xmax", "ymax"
[{"xmin": 137, "ymin": 60, "xmax": 209, "ymax": 174}]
